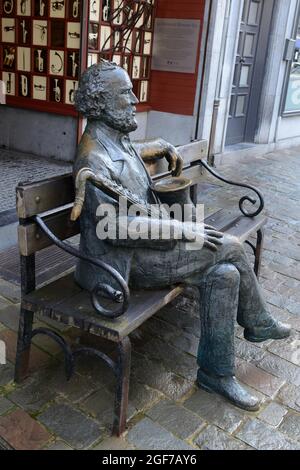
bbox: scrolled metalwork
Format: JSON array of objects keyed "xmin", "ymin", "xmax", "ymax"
[
  {"xmin": 34, "ymin": 215, "xmax": 130, "ymax": 318},
  {"xmin": 199, "ymin": 160, "xmax": 264, "ymax": 217}
]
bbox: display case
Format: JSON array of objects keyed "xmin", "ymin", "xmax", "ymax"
[{"xmin": 0, "ymin": 0, "xmax": 81, "ymax": 115}]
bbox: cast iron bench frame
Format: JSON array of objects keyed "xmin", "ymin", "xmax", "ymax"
[{"xmin": 14, "ymin": 140, "xmax": 266, "ymax": 435}]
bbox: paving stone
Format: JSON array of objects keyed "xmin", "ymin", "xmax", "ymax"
[
  {"xmin": 74, "ymin": 354, "xmax": 116, "ymax": 388},
  {"xmin": 183, "ymin": 388, "xmax": 245, "ymax": 433},
  {"xmin": 267, "ymin": 332, "xmax": 300, "ymax": 366},
  {"xmin": 235, "ymin": 338, "xmax": 266, "ymax": 363},
  {"xmin": 0, "ymin": 409, "xmax": 51, "ymax": 450},
  {"xmin": 258, "ymin": 402, "xmax": 288, "ymax": 427},
  {"xmin": 7, "ymin": 377, "xmax": 56, "ymax": 413},
  {"xmin": 46, "ymin": 441, "xmax": 73, "ymax": 450},
  {"xmin": 0, "ymin": 361, "xmax": 14, "ymax": 386},
  {"xmin": 0, "ymin": 397, "xmax": 14, "ymax": 415},
  {"xmin": 38, "ymin": 403, "xmax": 103, "ymax": 450},
  {"xmin": 236, "ymin": 418, "xmax": 300, "ymax": 450},
  {"xmin": 0, "ymin": 304, "xmax": 20, "ymax": 332},
  {"xmin": 81, "ymin": 387, "xmax": 136, "ymax": 428},
  {"xmin": 258, "ymin": 353, "xmax": 300, "ymax": 386},
  {"xmin": 132, "ymin": 351, "xmax": 194, "ymax": 401},
  {"xmin": 277, "ymin": 383, "xmax": 300, "ymax": 412},
  {"xmin": 137, "ymin": 338, "xmax": 197, "ymax": 381},
  {"xmin": 36, "ymin": 363, "xmax": 98, "ymax": 404},
  {"xmin": 236, "ymin": 359, "xmax": 285, "ymax": 398},
  {"xmin": 279, "ymin": 413, "xmax": 300, "ymax": 441},
  {"xmin": 0, "ymin": 329, "xmax": 51, "ymax": 372},
  {"xmin": 128, "ymin": 381, "xmax": 162, "ymax": 412},
  {"xmin": 0, "ymin": 280, "xmax": 20, "ymax": 304},
  {"xmin": 127, "ymin": 417, "xmax": 194, "ymax": 450},
  {"xmin": 93, "ymin": 437, "xmax": 135, "ymax": 450},
  {"xmin": 195, "ymin": 425, "xmax": 252, "ymax": 450},
  {"xmin": 146, "ymin": 399, "xmax": 205, "ymax": 440}
]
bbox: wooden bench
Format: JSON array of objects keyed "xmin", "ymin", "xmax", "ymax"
[{"xmin": 14, "ymin": 140, "xmax": 267, "ymax": 436}]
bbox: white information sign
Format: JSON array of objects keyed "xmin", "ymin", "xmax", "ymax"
[{"xmin": 151, "ymin": 19, "xmax": 201, "ymax": 73}]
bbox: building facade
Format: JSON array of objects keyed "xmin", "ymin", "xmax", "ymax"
[{"xmin": 1, "ymin": 0, "xmax": 300, "ymax": 162}]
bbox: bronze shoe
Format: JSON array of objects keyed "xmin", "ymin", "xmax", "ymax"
[
  {"xmin": 244, "ymin": 319, "xmax": 290, "ymax": 343},
  {"xmin": 197, "ymin": 369, "xmax": 261, "ymax": 411}
]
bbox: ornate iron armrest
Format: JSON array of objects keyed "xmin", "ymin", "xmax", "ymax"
[
  {"xmin": 34, "ymin": 215, "xmax": 130, "ymax": 319},
  {"xmin": 199, "ymin": 160, "xmax": 264, "ymax": 217}
]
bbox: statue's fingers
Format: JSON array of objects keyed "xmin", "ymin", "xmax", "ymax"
[
  {"xmin": 203, "ymin": 240, "xmax": 218, "ymax": 252},
  {"xmin": 204, "ymin": 224, "xmax": 217, "ymax": 230},
  {"xmin": 206, "ymin": 230, "xmax": 223, "ymax": 238},
  {"xmin": 207, "ymin": 235, "xmax": 223, "ymax": 246}
]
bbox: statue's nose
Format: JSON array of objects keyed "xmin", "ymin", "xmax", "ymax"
[{"xmin": 130, "ymin": 91, "xmax": 139, "ymax": 104}]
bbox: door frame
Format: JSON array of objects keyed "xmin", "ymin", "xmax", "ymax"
[{"xmin": 244, "ymin": 0, "xmax": 275, "ymax": 142}]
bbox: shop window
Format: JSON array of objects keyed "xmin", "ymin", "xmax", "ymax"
[
  {"xmin": 283, "ymin": 7, "xmax": 300, "ymax": 114},
  {"xmin": 87, "ymin": 0, "xmax": 155, "ymax": 104}
]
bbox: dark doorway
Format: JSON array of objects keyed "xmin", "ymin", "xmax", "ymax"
[{"xmin": 226, "ymin": 0, "xmax": 274, "ymax": 145}]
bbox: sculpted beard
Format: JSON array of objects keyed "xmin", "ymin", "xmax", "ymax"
[
  {"xmin": 102, "ymin": 108, "xmax": 138, "ymax": 133},
  {"xmin": 100, "ymin": 92, "xmax": 138, "ymax": 133}
]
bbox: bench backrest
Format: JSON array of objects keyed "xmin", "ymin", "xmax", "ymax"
[{"xmin": 17, "ymin": 139, "xmax": 208, "ymax": 257}]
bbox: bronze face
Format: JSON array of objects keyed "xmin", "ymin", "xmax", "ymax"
[{"xmin": 101, "ymin": 67, "xmax": 139, "ymax": 133}]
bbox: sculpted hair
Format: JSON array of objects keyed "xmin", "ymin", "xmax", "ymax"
[{"xmin": 74, "ymin": 60, "xmax": 118, "ymax": 118}]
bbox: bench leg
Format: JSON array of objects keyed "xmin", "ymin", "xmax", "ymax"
[
  {"xmin": 254, "ymin": 228, "xmax": 264, "ymax": 280},
  {"xmin": 14, "ymin": 307, "xmax": 34, "ymax": 383},
  {"xmin": 113, "ymin": 336, "xmax": 131, "ymax": 436}
]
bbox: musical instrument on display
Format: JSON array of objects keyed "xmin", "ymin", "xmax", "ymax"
[
  {"xmin": 70, "ymin": 52, "xmax": 78, "ymax": 77},
  {"xmin": 4, "ymin": 0, "xmax": 14, "ymax": 14},
  {"xmin": 73, "ymin": 0, "xmax": 79, "ymax": 18},
  {"xmin": 21, "ymin": 0, "xmax": 27, "ymax": 14},
  {"xmin": 51, "ymin": 51, "xmax": 63, "ymax": 74},
  {"xmin": 20, "ymin": 20, "xmax": 28, "ymax": 43},
  {"xmin": 53, "ymin": 79, "xmax": 61, "ymax": 102},
  {"xmin": 39, "ymin": 0, "xmax": 45, "ymax": 16},
  {"xmin": 52, "ymin": 0, "xmax": 64, "ymax": 11},
  {"xmin": 21, "ymin": 74, "xmax": 28, "ymax": 96},
  {"xmin": 36, "ymin": 49, "xmax": 44, "ymax": 72},
  {"xmin": 68, "ymin": 81, "xmax": 77, "ymax": 103},
  {"xmin": 6, "ymin": 73, "xmax": 12, "ymax": 94},
  {"xmin": 35, "ymin": 23, "xmax": 47, "ymax": 41}
]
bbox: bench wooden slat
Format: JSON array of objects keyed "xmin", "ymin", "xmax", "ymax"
[
  {"xmin": 18, "ymin": 207, "xmax": 80, "ymax": 256},
  {"xmin": 16, "ymin": 174, "xmax": 74, "ymax": 219},
  {"xmin": 22, "ymin": 273, "xmax": 184, "ymax": 342}
]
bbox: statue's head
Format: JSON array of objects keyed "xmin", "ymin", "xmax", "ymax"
[{"xmin": 75, "ymin": 60, "xmax": 139, "ymax": 133}]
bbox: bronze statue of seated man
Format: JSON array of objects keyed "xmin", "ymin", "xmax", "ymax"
[{"xmin": 71, "ymin": 60, "xmax": 290, "ymax": 411}]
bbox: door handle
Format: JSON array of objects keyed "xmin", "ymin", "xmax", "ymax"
[{"xmin": 239, "ymin": 57, "xmax": 246, "ymax": 64}]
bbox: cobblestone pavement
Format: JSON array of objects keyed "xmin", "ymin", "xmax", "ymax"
[
  {"xmin": 0, "ymin": 147, "xmax": 300, "ymax": 450},
  {"xmin": 0, "ymin": 149, "xmax": 71, "ymax": 212}
]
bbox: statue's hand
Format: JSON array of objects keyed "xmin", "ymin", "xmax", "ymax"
[
  {"xmin": 182, "ymin": 222, "xmax": 223, "ymax": 251},
  {"xmin": 203, "ymin": 227, "xmax": 223, "ymax": 252},
  {"xmin": 164, "ymin": 143, "xmax": 184, "ymax": 177}
]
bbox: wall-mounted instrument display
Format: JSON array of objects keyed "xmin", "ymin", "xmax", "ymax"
[{"xmin": 1, "ymin": 0, "xmax": 80, "ymax": 112}]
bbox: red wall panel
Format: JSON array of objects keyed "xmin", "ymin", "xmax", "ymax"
[{"xmin": 149, "ymin": 0, "xmax": 206, "ymax": 116}]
